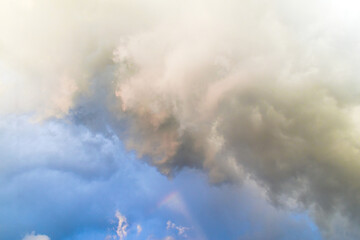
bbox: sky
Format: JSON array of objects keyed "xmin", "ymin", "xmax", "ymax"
[{"xmin": 1, "ymin": 0, "xmax": 360, "ymax": 239}]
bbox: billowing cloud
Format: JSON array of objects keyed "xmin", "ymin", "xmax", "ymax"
[
  {"xmin": 0, "ymin": 0, "xmax": 162, "ymax": 118},
  {"xmin": 108, "ymin": 0, "xmax": 360, "ymax": 235},
  {"xmin": 1, "ymin": 0, "xmax": 360, "ymax": 238}
]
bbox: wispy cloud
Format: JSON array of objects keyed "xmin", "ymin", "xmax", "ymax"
[
  {"xmin": 166, "ymin": 220, "xmax": 190, "ymax": 237},
  {"xmin": 115, "ymin": 211, "xmax": 129, "ymax": 240}
]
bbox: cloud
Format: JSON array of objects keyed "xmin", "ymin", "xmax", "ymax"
[
  {"xmin": 0, "ymin": 0, "xmax": 163, "ymax": 118},
  {"xmin": 0, "ymin": 116, "xmax": 321, "ymax": 240},
  {"xmin": 137, "ymin": 225, "xmax": 142, "ymax": 235},
  {"xmin": 0, "ymin": 116, "xmax": 137, "ymax": 240},
  {"xmin": 0, "ymin": 115, "xmax": 121, "ymax": 180},
  {"xmin": 2, "ymin": 0, "xmax": 360, "ymax": 238},
  {"xmin": 23, "ymin": 232, "xmax": 50, "ymax": 240},
  {"xmin": 166, "ymin": 220, "xmax": 189, "ymax": 237},
  {"xmin": 115, "ymin": 211, "xmax": 129, "ymax": 240},
  {"xmin": 163, "ymin": 237, "xmax": 175, "ymax": 240},
  {"xmin": 107, "ymin": 0, "xmax": 360, "ymax": 235}
]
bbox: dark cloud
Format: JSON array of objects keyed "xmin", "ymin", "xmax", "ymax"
[{"xmin": 2, "ymin": 0, "xmax": 360, "ymax": 238}]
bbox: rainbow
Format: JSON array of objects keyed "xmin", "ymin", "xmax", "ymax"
[{"xmin": 156, "ymin": 191, "xmax": 180, "ymax": 209}]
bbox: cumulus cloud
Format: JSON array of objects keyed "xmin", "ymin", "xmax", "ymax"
[
  {"xmin": 2, "ymin": 0, "xmax": 360, "ymax": 237},
  {"xmin": 109, "ymin": 0, "xmax": 360, "ymax": 235},
  {"xmin": 22, "ymin": 232, "xmax": 50, "ymax": 240},
  {"xmin": 0, "ymin": 0, "xmax": 162, "ymax": 118}
]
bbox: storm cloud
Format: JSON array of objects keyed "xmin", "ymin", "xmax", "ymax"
[{"xmin": 1, "ymin": 0, "xmax": 360, "ymax": 238}]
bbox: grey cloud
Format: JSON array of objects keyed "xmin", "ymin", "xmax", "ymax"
[
  {"xmin": 2, "ymin": 0, "xmax": 360, "ymax": 238},
  {"xmin": 108, "ymin": 0, "xmax": 360, "ymax": 236}
]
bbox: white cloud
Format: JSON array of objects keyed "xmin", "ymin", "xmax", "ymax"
[
  {"xmin": 115, "ymin": 211, "xmax": 129, "ymax": 240},
  {"xmin": 137, "ymin": 224, "xmax": 142, "ymax": 235},
  {"xmin": 166, "ymin": 220, "xmax": 189, "ymax": 237},
  {"xmin": 22, "ymin": 232, "xmax": 50, "ymax": 240},
  {"xmin": 163, "ymin": 237, "xmax": 175, "ymax": 240}
]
